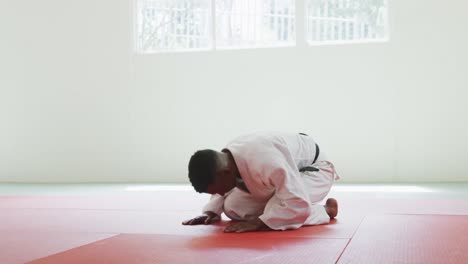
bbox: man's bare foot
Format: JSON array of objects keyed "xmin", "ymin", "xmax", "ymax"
[{"xmin": 325, "ymin": 198, "xmax": 338, "ymax": 219}]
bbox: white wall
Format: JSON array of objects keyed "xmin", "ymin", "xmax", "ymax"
[{"xmin": 1, "ymin": 0, "xmax": 467, "ymax": 183}]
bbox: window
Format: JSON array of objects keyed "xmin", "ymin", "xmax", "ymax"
[
  {"xmin": 216, "ymin": 0, "xmax": 295, "ymax": 49},
  {"xmin": 136, "ymin": 0, "xmax": 212, "ymax": 52},
  {"xmin": 306, "ymin": 0, "xmax": 388, "ymax": 44},
  {"xmin": 136, "ymin": 0, "xmax": 296, "ymax": 53},
  {"xmin": 135, "ymin": 0, "xmax": 389, "ymax": 53}
]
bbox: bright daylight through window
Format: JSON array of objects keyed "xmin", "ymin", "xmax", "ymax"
[
  {"xmin": 136, "ymin": 0, "xmax": 212, "ymax": 53},
  {"xmin": 306, "ymin": 0, "xmax": 388, "ymax": 44},
  {"xmin": 135, "ymin": 0, "xmax": 388, "ymax": 53},
  {"xmin": 215, "ymin": 0, "xmax": 295, "ymax": 49}
]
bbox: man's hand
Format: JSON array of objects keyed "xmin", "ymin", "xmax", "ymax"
[
  {"xmin": 224, "ymin": 218, "xmax": 272, "ymax": 233},
  {"xmin": 182, "ymin": 211, "xmax": 220, "ymax": 225}
]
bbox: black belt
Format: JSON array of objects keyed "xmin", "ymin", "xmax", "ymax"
[
  {"xmin": 299, "ymin": 133, "xmax": 320, "ymax": 172},
  {"xmin": 313, "ymin": 143, "xmax": 320, "ymax": 163}
]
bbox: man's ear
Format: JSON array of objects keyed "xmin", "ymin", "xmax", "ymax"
[
  {"xmin": 221, "ymin": 168, "xmax": 231, "ymax": 177},
  {"xmin": 220, "ymin": 168, "xmax": 234, "ymax": 181}
]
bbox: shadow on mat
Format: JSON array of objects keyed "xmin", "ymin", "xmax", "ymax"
[{"xmin": 187, "ymin": 219, "xmax": 338, "ymax": 250}]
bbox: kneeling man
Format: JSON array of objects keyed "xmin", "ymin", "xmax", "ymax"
[{"xmin": 183, "ymin": 131, "xmax": 340, "ymax": 233}]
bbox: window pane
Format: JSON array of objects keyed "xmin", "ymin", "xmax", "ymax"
[
  {"xmin": 216, "ymin": 0, "xmax": 296, "ymax": 49},
  {"xmin": 136, "ymin": 0, "xmax": 212, "ymax": 53},
  {"xmin": 306, "ymin": 0, "xmax": 388, "ymax": 44}
]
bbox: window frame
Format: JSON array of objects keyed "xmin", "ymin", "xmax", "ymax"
[{"xmin": 133, "ymin": 0, "xmax": 390, "ymax": 54}]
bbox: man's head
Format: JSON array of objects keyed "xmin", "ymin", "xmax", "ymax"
[{"xmin": 188, "ymin": 149, "xmax": 237, "ymax": 195}]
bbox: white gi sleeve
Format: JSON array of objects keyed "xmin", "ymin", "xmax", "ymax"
[
  {"xmin": 258, "ymin": 164, "xmax": 314, "ymax": 230},
  {"xmin": 202, "ymin": 194, "xmax": 225, "ymax": 216}
]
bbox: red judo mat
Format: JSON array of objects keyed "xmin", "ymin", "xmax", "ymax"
[
  {"xmin": 25, "ymin": 214, "xmax": 468, "ymax": 264},
  {"xmin": 2, "ymin": 194, "xmax": 468, "ymax": 263},
  {"xmin": 0, "ymin": 231, "xmax": 116, "ymax": 264},
  {"xmin": 337, "ymin": 214, "xmax": 468, "ymax": 264},
  {"xmin": 27, "ymin": 234, "xmax": 348, "ymax": 264},
  {"xmin": 0, "ymin": 209, "xmax": 357, "ymax": 239}
]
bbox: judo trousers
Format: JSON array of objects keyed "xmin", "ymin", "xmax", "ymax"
[{"xmin": 223, "ymin": 160, "xmax": 340, "ymax": 222}]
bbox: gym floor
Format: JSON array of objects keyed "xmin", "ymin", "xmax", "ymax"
[{"xmin": 1, "ymin": 183, "xmax": 467, "ymax": 263}]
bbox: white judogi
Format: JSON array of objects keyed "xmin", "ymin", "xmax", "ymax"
[{"xmin": 203, "ymin": 131, "xmax": 340, "ymax": 231}]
